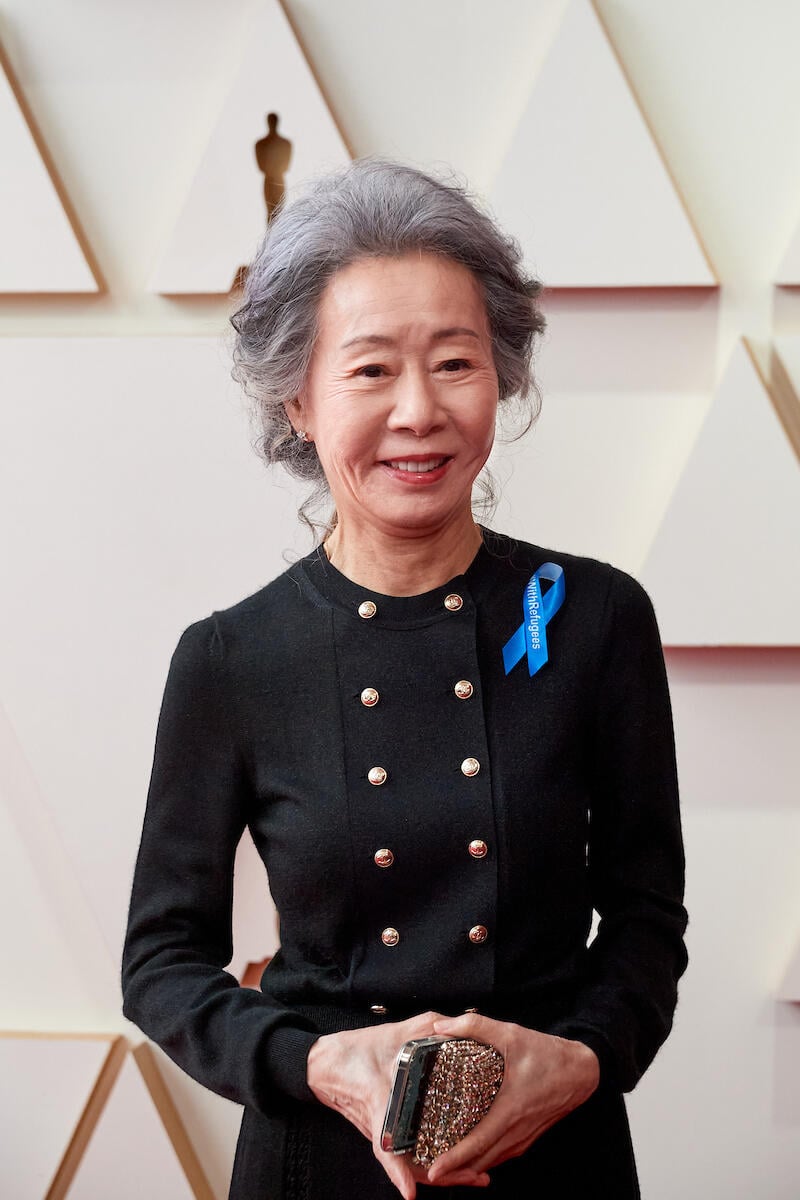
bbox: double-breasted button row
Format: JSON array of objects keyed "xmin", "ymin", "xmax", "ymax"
[
  {"xmin": 367, "ymin": 760, "xmax": 481, "ymax": 783},
  {"xmin": 373, "ymin": 842, "xmax": 487, "ymax": 867},
  {"xmin": 357, "ymin": 592, "xmax": 464, "ymax": 619},
  {"xmin": 381, "ymin": 925, "xmax": 489, "ymax": 946},
  {"xmin": 362, "ymin": 681, "xmax": 473, "ymax": 704}
]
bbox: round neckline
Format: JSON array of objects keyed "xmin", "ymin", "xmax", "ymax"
[{"xmin": 294, "ymin": 523, "xmax": 507, "ymax": 626}]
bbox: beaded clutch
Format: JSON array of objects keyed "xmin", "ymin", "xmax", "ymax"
[{"xmin": 381, "ymin": 1036, "xmax": 505, "ymax": 1166}]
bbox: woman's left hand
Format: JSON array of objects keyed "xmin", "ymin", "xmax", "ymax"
[{"xmin": 424, "ymin": 1013, "xmax": 600, "ymax": 1187}]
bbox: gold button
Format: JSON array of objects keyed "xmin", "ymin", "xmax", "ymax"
[
  {"xmin": 461, "ymin": 757, "xmax": 481, "ymax": 777},
  {"xmin": 454, "ymin": 679, "xmax": 474, "ymax": 700},
  {"xmin": 370, "ymin": 1004, "xmax": 388, "ymax": 1014},
  {"xmin": 360, "ymin": 687, "xmax": 379, "ymax": 707},
  {"xmin": 469, "ymin": 839, "xmax": 488, "ymax": 859},
  {"xmin": 358, "ymin": 600, "xmax": 377, "ymax": 619},
  {"xmin": 381, "ymin": 927, "xmax": 400, "ymax": 946},
  {"xmin": 463, "ymin": 1006, "xmax": 479, "ymax": 1013},
  {"xmin": 468, "ymin": 925, "xmax": 488, "ymax": 944},
  {"xmin": 368, "ymin": 766, "xmax": 387, "ymax": 786},
  {"xmin": 444, "ymin": 593, "xmax": 463, "ymax": 611},
  {"xmin": 374, "ymin": 848, "xmax": 394, "ymax": 868}
]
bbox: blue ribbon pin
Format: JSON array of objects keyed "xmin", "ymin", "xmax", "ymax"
[{"xmin": 502, "ymin": 562, "xmax": 565, "ymax": 677}]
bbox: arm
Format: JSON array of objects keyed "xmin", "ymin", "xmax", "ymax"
[
  {"xmin": 425, "ymin": 568, "xmax": 686, "ymax": 1182},
  {"xmin": 546, "ymin": 567, "xmax": 689, "ymax": 1091},
  {"xmin": 120, "ymin": 616, "xmax": 321, "ymax": 1115}
]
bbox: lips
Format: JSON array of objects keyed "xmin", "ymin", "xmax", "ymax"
[
  {"xmin": 381, "ymin": 455, "xmax": 452, "ymax": 472},
  {"xmin": 378, "ymin": 455, "xmax": 454, "ymax": 485}
]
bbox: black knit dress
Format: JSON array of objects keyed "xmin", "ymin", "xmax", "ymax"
[{"xmin": 121, "ymin": 525, "xmax": 687, "ymax": 1199}]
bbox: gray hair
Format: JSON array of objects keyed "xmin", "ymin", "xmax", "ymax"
[{"xmin": 229, "ymin": 155, "xmax": 546, "ymax": 543}]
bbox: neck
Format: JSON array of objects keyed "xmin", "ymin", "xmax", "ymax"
[{"xmin": 322, "ymin": 513, "xmax": 484, "ymax": 596}]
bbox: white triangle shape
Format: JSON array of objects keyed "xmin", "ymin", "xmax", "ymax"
[
  {"xmin": 640, "ymin": 341, "xmax": 800, "ymax": 644},
  {"xmin": 488, "ymin": 0, "xmax": 714, "ymax": 287},
  {"xmin": 0, "ymin": 1035, "xmax": 110, "ymax": 1199},
  {"xmin": 0, "ymin": 46, "xmax": 98, "ymax": 293},
  {"xmin": 66, "ymin": 1052, "xmax": 199, "ymax": 1200},
  {"xmin": 774, "ymin": 335, "xmax": 800, "ymax": 399},
  {"xmin": 148, "ymin": 0, "xmax": 350, "ymax": 294},
  {"xmin": 775, "ymin": 220, "xmax": 800, "ymax": 284}
]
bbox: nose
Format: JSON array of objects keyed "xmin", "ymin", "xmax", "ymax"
[{"xmin": 386, "ymin": 366, "xmax": 446, "ymax": 437}]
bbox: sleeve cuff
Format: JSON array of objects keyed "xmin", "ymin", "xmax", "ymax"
[{"xmin": 264, "ymin": 1025, "xmax": 323, "ymax": 1104}]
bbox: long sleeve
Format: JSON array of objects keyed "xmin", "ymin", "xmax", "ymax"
[
  {"xmin": 548, "ymin": 568, "xmax": 689, "ymax": 1092},
  {"xmin": 120, "ymin": 615, "xmax": 321, "ymax": 1114}
]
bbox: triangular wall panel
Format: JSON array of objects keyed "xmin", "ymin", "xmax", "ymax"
[
  {"xmin": 640, "ymin": 340, "xmax": 800, "ymax": 645},
  {"xmin": 148, "ymin": 0, "xmax": 350, "ymax": 294},
  {"xmin": 773, "ymin": 336, "xmax": 800, "ymax": 446},
  {"xmin": 489, "ymin": 0, "xmax": 715, "ymax": 287},
  {"xmin": 0, "ymin": 1034, "xmax": 114, "ymax": 1199},
  {"xmin": 0, "ymin": 41, "xmax": 101, "ymax": 293},
  {"xmin": 67, "ymin": 1045, "xmax": 213, "ymax": 1200}
]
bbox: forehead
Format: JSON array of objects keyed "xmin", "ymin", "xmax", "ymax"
[{"xmin": 316, "ymin": 252, "xmax": 489, "ymax": 342}]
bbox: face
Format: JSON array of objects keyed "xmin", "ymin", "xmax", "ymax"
[{"xmin": 287, "ymin": 251, "xmax": 499, "ymax": 541}]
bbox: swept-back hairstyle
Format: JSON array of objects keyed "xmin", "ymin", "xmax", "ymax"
[{"xmin": 229, "ymin": 155, "xmax": 546, "ymax": 542}]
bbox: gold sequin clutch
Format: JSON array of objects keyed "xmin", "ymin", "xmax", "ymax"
[{"xmin": 381, "ymin": 1036, "xmax": 505, "ymax": 1166}]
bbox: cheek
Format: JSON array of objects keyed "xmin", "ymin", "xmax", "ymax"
[{"xmin": 316, "ymin": 417, "xmax": 376, "ymax": 476}]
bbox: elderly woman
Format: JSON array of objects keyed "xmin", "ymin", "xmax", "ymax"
[{"xmin": 121, "ymin": 157, "xmax": 688, "ymax": 1200}]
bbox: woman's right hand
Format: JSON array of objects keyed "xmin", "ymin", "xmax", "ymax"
[{"xmin": 305, "ymin": 1011, "xmax": 491, "ymax": 1199}]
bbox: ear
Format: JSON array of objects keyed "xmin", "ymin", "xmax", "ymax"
[{"xmin": 283, "ymin": 395, "xmax": 304, "ymax": 433}]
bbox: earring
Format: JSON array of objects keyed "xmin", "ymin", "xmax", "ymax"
[{"xmin": 296, "ymin": 429, "xmax": 310, "ymax": 442}]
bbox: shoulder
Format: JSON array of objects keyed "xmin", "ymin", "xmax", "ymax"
[
  {"xmin": 172, "ymin": 557, "xmax": 315, "ymax": 664},
  {"xmin": 483, "ymin": 526, "xmax": 661, "ymax": 647},
  {"xmin": 484, "ymin": 525, "xmax": 648, "ymax": 601}
]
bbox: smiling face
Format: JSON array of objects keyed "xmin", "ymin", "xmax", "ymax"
[{"xmin": 287, "ymin": 251, "xmax": 499, "ymax": 542}]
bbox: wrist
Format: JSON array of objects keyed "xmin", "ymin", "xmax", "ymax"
[
  {"xmin": 564, "ymin": 1037, "xmax": 601, "ymax": 1099},
  {"xmin": 306, "ymin": 1032, "xmax": 335, "ymax": 1100}
]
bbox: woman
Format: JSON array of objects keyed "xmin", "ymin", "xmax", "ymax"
[{"xmin": 121, "ymin": 157, "xmax": 688, "ymax": 1200}]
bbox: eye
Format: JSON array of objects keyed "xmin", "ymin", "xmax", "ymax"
[
  {"xmin": 355, "ymin": 364, "xmax": 386, "ymax": 378},
  {"xmin": 438, "ymin": 359, "xmax": 471, "ymax": 372}
]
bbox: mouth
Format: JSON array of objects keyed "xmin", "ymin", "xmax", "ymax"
[
  {"xmin": 380, "ymin": 455, "xmax": 452, "ymax": 473},
  {"xmin": 378, "ymin": 454, "xmax": 454, "ymax": 487}
]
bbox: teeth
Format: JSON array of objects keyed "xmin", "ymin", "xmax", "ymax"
[{"xmin": 388, "ymin": 458, "xmax": 446, "ymax": 472}]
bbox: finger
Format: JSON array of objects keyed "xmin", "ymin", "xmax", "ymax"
[
  {"xmin": 425, "ymin": 1106, "xmax": 509, "ymax": 1182},
  {"xmin": 375, "ymin": 1144, "xmax": 417, "ymax": 1200},
  {"xmin": 468, "ymin": 1120, "xmax": 551, "ymax": 1175},
  {"xmin": 430, "ymin": 1166, "xmax": 492, "ymax": 1188},
  {"xmin": 432, "ymin": 1012, "xmax": 501, "ymax": 1041},
  {"xmin": 403, "ymin": 1010, "xmax": 449, "ymax": 1035}
]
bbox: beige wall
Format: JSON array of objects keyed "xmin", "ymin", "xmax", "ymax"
[{"xmin": 1, "ymin": 2, "xmax": 799, "ymax": 1197}]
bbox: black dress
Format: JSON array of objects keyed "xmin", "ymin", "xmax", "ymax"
[{"xmin": 121, "ymin": 525, "xmax": 687, "ymax": 1198}]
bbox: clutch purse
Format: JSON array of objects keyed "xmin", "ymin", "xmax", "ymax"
[{"xmin": 380, "ymin": 1035, "xmax": 505, "ymax": 1167}]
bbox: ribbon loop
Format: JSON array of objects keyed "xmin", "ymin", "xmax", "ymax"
[{"xmin": 502, "ymin": 562, "xmax": 565, "ymax": 677}]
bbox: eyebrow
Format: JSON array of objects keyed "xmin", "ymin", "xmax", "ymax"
[{"xmin": 340, "ymin": 327, "xmax": 482, "ymax": 351}]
